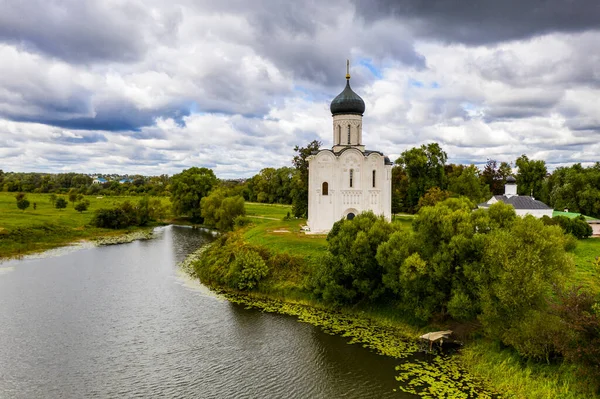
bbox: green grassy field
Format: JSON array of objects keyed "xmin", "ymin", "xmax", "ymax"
[
  {"xmin": 0, "ymin": 192, "xmax": 170, "ymax": 259},
  {"xmin": 572, "ymin": 237, "xmax": 600, "ymax": 294},
  {"xmin": 242, "ymin": 204, "xmax": 416, "ymax": 259},
  {"xmin": 242, "ymin": 202, "xmax": 328, "ymax": 259}
]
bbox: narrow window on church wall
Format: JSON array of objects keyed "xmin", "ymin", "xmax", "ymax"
[
  {"xmin": 322, "ymin": 182, "xmax": 328, "ymax": 195},
  {"xmin": 357, "ymin": 124, "xmax": 361, "ymax": 144},
  {"xmin": 349, "ymin": 169, "xmax": 353, "ymax": 188},
  {"xmin": 372, "ymin": 170, "xmax": 376, "ymax": 188},
  {"xmin": 347, "ymin": 125, "xmax": 351, "ymax": 144},
  {"xmin": 337, "ymin": 125, "xmax": 341, "ymax": 144}
]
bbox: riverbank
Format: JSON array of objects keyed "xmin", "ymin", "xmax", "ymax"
[
  {"xmin": 189, "ymin": 202, "xmax": 600, "ymax": 399},
  {"xmin": 0, "ymin": 192, "xmax": 168, "ymax": 260}
]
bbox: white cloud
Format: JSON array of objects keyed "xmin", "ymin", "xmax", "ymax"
[{"xmin": 0, "ymin": 1, "xmax": 599, "ymax": 176}]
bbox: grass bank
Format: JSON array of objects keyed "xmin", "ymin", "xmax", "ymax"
[
  {"xmin": 194, "ymin": 202, "xmax": 600, "ymax": 399},
  {"xmin": 0, "ymin": 192, "xmax": 169, "ymax": 259}
]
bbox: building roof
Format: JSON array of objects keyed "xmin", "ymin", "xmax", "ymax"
[
  {"xmin": 479, "ymin": 195, "xmax": 551, "ymax": 210},
  {"xmin": 506, "ymin": 175, "xmax": 516, "ymax": 183},
  {"xmin": 330, "ymin": 78, "xmax": 365, "ymax": 116}
]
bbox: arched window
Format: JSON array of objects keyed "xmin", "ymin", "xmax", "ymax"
[
  {"xmin": 322, "ymin": 182, "xmax": 328, "ymax": 195},
  {"xmin": 347, "ymin": 125, "xmax": 351, "ymax": 144},
  {"xmin": 349, "ymin": 169, "xmax": 354, "ymax": 188},
  {"xmin": 337, "ymin": 125, "xmax": 341, "ymax": 144},
  {"xmin": 372, "ymin": 170, "xmax": 376, "ymax": 188}
]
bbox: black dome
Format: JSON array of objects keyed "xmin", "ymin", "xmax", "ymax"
[
  {"xmin": 330, "ymin": 79, "xmax": 365, "ymax": 116},
  {"xmin": 506, "ymin": 175, "xmax": 516, "ymax": 183}
]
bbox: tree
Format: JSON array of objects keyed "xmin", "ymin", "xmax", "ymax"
[
  {"xmin": 377, "ymin": 198, "xmax": 485, "ymax": 321},
  {"xmin": 74, "ymin": 200, "xmax": 90, "ymax": 213},
  {"xmin": 291, "ymin": 140, "xmax": 321, "ymax": 218},
  {"xmin": 417, "ymin": 186, "xmax": 451, "ymax": 209},
  {"xmin": 201, "ymin": 190, "xmax": 246, "ymax": 231},
  {"xmin": 391, "ymin": 165, "xmax": 409, "ymax": 214},
  {"xmin": 55, "ymin": 197, "xmax": 68, "ymax": 210},
  {"xmin": 170, "ymin": 167, "xmax": 218, "ymax": 222},
  {"xmin": 478, "ymin": 216, "xmax": 574, "ymax": 356},
  {"xmin": 395, "ymin": 143, "xmax": 447, "ymax": 213},
  {"xmin": 310, "ymin": 212, "xmax": 400, "ymax": 305},
  {"xmin": 448, "ymin": 164, "xmax": 491, "ymax": 203},
  {"xmin": 516, "ymin": 155, "xmax": 547, "ymax": 198},
  {"xmin": 15, "ymin": 192, "xmax": 26, "ymax": 201},
  {"xmin": 17, "ymin": 199, "xmax": 30, "ymax": 211},
  {"xmin": 68, "ymin": 189, "xmax": 78, "ymax": 206},
  {"xmin": 49, "ymin": 194, "xmax": 57, "ymax": 206}
]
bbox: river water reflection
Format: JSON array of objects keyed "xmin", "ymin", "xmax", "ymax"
[{"xmin": 0, "ymin": 225, "xmax": 413, "ymax": 398}]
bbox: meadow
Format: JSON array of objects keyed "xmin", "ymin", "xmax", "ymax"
[{"xmin": 0, "ymin": 192, "xmax": 170, "ymax": 259}]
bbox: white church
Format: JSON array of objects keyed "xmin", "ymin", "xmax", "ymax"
[{"xmin": 306, "ymin": 63, "xmax": 392, "ymax": 234}]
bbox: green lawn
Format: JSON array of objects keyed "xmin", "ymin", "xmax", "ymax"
[
  {"xmin": 0, "ymin": 192, "xmax": 170, "ymax": 258},
  {"xmin": 572, "ymin": 237, "xmax": 600, "ymax": 294},
  {"xmin": 553, "ymin": 210, "xmax": 598, "ymax": 221},
  {"xmin": 243, "ymin": 202, "xmax": 328, "ymax": 259}
]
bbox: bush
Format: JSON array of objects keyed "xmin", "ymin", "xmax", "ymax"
[
  {"xmin": 546, "ymin": 215, "xmax": 593, "ymax": 239},
  {"xmin": 16, "ymin": 198, "xmax": 30, "ymax": 211},
  {"xmin": 91, "ymin": 208, "xmax": 134, "ymax": 229},
  {"xmin": 74, "ymin": 200, "xmax": 90, "ymax": 213},
  {"xmin": 232, "ymin": 249, "xmax": 269, "ymax": 290},
  {"xmin": 201, "ymin": 190, "xmax": 246, "ymax": 231},
  {"xmin": 550, "ymin": 287, "xmax": 600, "ymax": 382},
  {"xmin": 234, "ymin": 215, "xmax": 252, "ymax": 228},
  {"xmin": 55, "ymin": 197, "xmax": 68, "ymax": 210},
  {"xmin": 310, "ymin": 212, "xmax": 399, "ymax": 305}
]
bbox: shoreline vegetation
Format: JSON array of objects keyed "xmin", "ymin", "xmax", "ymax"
[
  {"xmin": 189, "ymin": 202, "xmax": 600, "ymax": 399},
  {"xmin": 4, "ymin": 192, "xmax": 600, "ymax": 398},
  {"xmin": 0, "ymin": 192, "xmax": 169, "ymax": 260}
]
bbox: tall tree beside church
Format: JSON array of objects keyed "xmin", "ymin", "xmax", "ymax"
[
  {"xmin": 170, "ymin": 167, "xmax": 218, "ymax": 222},
  {"xmin": 391, "ymin": 165, "xmax": 409, "ymax": 214},
  {"xmin": 515, "ymin": 155, "xmax": 547, "ymax": 199},
  {"xmin": 448, "ymin": 164, "xmax": 491, "ymax": 203},
  {"xmin": 291, "ymin": 140, "xmax": 321, "ymax": 218},
  {"xmin": 481, "ymin": 160, "xmax": 512, "ymax": 195},
  {"xmin": 395, "ymin": 143, "xmax": 447, "ymax": 213}
]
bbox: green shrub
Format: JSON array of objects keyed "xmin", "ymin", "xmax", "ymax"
[
  {"xmin": 232, "ymin": 249, "xmax": 269, "ymax": 290},
  {"xmin": 234, "ymin": 215, "xmax": 252, "ymax": 228}
]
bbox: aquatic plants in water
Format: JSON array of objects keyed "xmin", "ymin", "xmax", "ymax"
[{"xmin": 395, "ymin": 355, "xmax": 499, "ymax": 398}]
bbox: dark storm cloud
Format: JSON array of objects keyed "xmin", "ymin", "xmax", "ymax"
[
  {"xmin": 8, "ymin": 102, "xmax": 190, "ymax": 132},
  {"xmin": 0, "ymin": 0, "xmax": 181, "ymax": 63},
  {"xmin": 190, "ymin": 0, "xmax": 425, "ymax": 87},
  {"xmin": 353, "ymin": 0, "xmax": 600, "ymax": 45}
]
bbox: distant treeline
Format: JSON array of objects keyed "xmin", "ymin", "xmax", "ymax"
[
  {"xmin": 236, "ymin": 142, "xmax": 600, "ymax": 219},
  {"xmin": 392, "ymin": 143, "xmax": 600, "ymax": 218},
  {"xmin": 0, "ymin": 171, "xmax": 170, "ymax": 196},
  {"xmin": 4, "ymin": 141, "xmax": 600, "ymax": 218}
]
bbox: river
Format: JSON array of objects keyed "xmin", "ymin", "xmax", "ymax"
[{"xmin": 0, "ymin": 225, "xmax": 412, "ymax": 398}]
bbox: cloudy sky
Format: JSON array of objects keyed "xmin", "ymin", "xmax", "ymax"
[{"xmin": 1, "ymin": 0, "xmax": 599, "ymax": 178}]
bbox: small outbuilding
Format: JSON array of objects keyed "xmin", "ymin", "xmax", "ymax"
[{"xmin": 478, "ymin": 176, "xmax": 553, "ymax": 218}]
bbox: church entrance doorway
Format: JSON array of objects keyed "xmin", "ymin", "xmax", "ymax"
[{"xmin": 347, "ymin": 213, "xmax": 355, "ymax": 220}]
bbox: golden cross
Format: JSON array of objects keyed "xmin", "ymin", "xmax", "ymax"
[{"xmin": 346, "ymin": 59, "xmax": 350, "ymax": 80}]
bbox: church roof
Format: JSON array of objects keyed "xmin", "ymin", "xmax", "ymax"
[
  {"xmin": 330, "ymin": 78, "xmax": 365, "ymax": 116},
  {"xmin": 479, "ymin": 195, "xmax": 551, "ymax": 210}
]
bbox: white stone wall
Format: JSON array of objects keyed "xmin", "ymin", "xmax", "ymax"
[
  {"xmin": 307, "ymin": 148, "xmax": 392, "ymax": 234},
  {"xmin": 588, "ymin": 222, "xmax": 600, "ymax": 237},
  {"xmin": 332, "ymin": 114, "xmax": 365, "ymax": 152},
  {"xmin": 504, "ymin": 184, "xmax": 517, "ymax": 196},
  {"xmin": 514, "ymin": 208, "xmax": 553, "ymax": 218}
]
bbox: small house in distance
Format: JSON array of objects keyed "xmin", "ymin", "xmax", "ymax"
[{"xmin": 478, "ymin": 176, "xmax": 553, "ymax": 218}]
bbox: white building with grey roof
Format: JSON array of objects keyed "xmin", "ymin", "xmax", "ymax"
[{"xmin": 478, "ymin": 175, "xmax": 553, "ymax": 218}]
